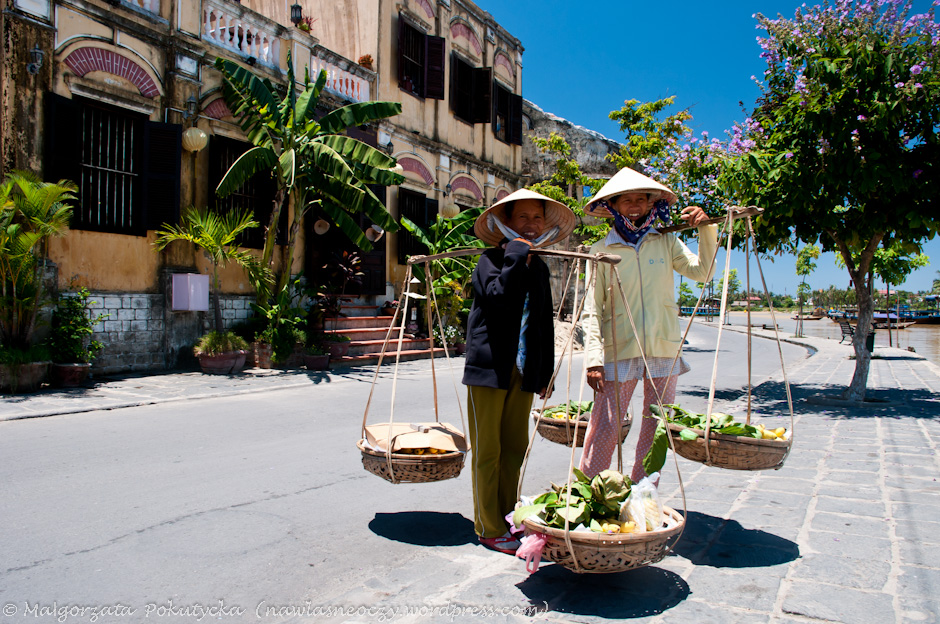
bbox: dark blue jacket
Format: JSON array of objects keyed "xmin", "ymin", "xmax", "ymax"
[{"xmin": 462, "ymin": 239, "xmax": 554, "ymax": 392}]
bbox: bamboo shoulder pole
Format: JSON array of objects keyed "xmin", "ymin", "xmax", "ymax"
[{"xmin": 408, "ymin": 248, "xmax": 623, "ymax": 265}]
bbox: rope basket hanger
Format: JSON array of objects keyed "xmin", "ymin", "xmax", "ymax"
[{"xmin": 663, "ymin": 208, "xmax": 796, "ymax": 471}]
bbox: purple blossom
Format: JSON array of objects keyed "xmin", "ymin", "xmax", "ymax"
[
  {"xmin": 914, "ymin": 83, "xmax": 923, "ymax": 89},
  {"xmin": 785, "ymin": 152, "xmax": 794, "ymax": 159},
  {"xmin": 895, "ymin": 82, "xmax": 906, "ymax": 88},
  {"xmin": 857, "ymin": 114, "xmax": 867, "ymax": 121},
  {"xmin": 914, "ymin": 169, "xmax": 923, "ymax": 178},
  {"xmin": 843, "ymin": 28, "xmax": 853, "ymax": 36},
  {"xmin": 911, "ymin": 64, "xmax": 923, "ymax": 75}
]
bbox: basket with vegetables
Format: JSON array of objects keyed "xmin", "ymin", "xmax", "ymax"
[
  {"xmin": 653, "ymin": 404, "xmax": 791, "ymax": 471},
  {"xmin": 532, "ymin": 400, "xmax": 631, "ymax": 447},
  {"xmin": 513, "ymin": 467, "xmax": 684, "ymax": 573}
]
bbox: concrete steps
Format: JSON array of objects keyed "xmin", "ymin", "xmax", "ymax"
[{"xmin": 322, "ymin": 311, "xmax": 452, "ymax": 366}]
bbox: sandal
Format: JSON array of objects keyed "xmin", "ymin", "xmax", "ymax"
[{"xmin": 479, "ymin": 533, "xmax": 521, "ymax": 554}]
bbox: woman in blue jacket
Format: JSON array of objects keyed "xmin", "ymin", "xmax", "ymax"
[{"xmin": 463, "ymin": 189, "xmax": 574, "ymax": 554}]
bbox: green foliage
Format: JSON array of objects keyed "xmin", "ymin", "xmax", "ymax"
[
  {"xmin": 0, "ymin": 343, "xmax": 50, "ymax": 365},
  {"xmin": 0, "ymin": 171, "xmax": 76, "ymax": 350},
  {"xmin": 193, "ymin": 331, "xmax": 249, "ymax": 356},
  {"xmin": 47, "ymin": 288, "xmax": 108, "ymax": 364},
  {"xmin": 214, "ymin": 52, "xmax": 404, "ymax": 320},
  {"xmin": 512, "ymin": 468, "xmax": 633, "ymax": 530},
  {"xmin": 400, "ymin": 207, "xmax": 484, "ymax": 330},
  {"xmin": 652, "ymin": 404, "xmax": 763, "ymax": 439},
  {"xmin": 677, "ymin": 281, "xmax": 697, "ymax": 307}
]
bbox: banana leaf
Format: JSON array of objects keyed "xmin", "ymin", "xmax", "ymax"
[{"xmin": 318, "ymin": 101, "xmax": 404, "ymax": 135}]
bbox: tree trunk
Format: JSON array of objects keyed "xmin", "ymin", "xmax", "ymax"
[
  {"xmin": 258, "ymin": 188, "xmax": 287, "ymax": 308},
  {"xmin": 212, "ymin": 265, "xmax": 223, "ymax": 333},
  {"xmin": 830, "ymin": 229, "xmax": 884, "ymax": 402}
]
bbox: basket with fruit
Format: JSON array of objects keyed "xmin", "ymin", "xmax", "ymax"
[
  {"xmin": 358, "ymin": 422, "xmax": 467, "ymax": 484},
  {"xmin": 513, "ymin": 468, "xmax": 684, "ymax": 573},
  {"xmin": 532, "ymin": 400, "xmax": 631, "ymax": 447},
  {"xmin": 653, "ymin": 404, "xmax": 791, "ymax": 471}
]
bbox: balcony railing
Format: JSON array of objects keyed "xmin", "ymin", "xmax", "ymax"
[
  {"xmin": 126, "ymin": 0, "xmax": 159, "ymax": 14},
  {"xmin": 203, "ymin": 0, "xmax": 281, "ymax": 68},
  {"xmin": 312, "ymin": 47, "xmax": 372, "ymax": 103}
]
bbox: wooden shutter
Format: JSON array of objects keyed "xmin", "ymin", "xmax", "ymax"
[
  {"xmin": 142, "ymin": 121, "xmax": 182, "ymax": 233},
  {"xmin": 43, "ymin": 93, "xmax": 82, "ymax": 189},
  {"xmin": 425, "ymin": 35, "xmax": 446, "ymax": 100},
  {"xmin": 397, "ymin": 14, "xmax": 406, "ymax": 86},
  {"xmin": 510, "ymin": 93, "xmax": 524, "ymax": 145},
  {"xmin": 472, "ymin": 67, "xmax": 492, "ymax": 124}
]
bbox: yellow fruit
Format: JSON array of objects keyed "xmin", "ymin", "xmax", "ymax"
[
  {"xmin": 415, "ymin": 448, "xmax": 425, "ymax": 455},
  {"xmin": 601, "ymin": 522, "xmax": 620, "ymax": 533},
  {"xmin": 761, "ymin": 430, "xmax": 778, "ymax": 440},
  {"xmin": 620, "ymin": 521, "xmax": 636, "ymax": 533},
  {"xmin": 774, "ymin": 427, "xmax": 786, "ymax": 437}
]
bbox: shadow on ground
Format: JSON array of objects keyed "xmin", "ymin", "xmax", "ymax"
[
  {"xmin": 744, "ymin": 380, "xmax": 940, "ymax": 420},
  {"xmin": 517, "ymin": 564, "xmax": 689, "ymax": 618},
  {"xmin": 368, "ymin": 511, "xmax": 476, "ymax": 546},
  {"xmin": 671, "ymin": 511, "xmax": 799, "ymax": 568}
]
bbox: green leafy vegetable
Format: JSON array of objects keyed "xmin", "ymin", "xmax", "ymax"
[{"xmin": 642, "ymin": 419, "xmax": 669, "ymax": 476}]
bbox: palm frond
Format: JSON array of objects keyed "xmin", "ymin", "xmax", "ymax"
[{"xmin": 318, "ymin": 101, "xmax": 403, "ymax": 135}]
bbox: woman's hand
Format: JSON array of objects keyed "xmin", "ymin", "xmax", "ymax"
[
  {"xmin": 680, "ymin": 205, "xmax": 708, "ymax": 226},
  {"xmin": 586, "ymin": 366, "xmax": 605, "ymax": 393},
  {"xmin": 538, "ymin": 386, "xmax": 552, "ymax": 399}
]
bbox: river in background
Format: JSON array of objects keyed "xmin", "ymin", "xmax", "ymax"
[{"xmin": 706, "ymin": 310, "xmax": 940, "ymax": 368}]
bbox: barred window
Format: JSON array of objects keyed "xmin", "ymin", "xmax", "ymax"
[
  {"xmin": 44, "ymin": 93, "xmax": 181, "ymax": 236},
  {"xmin": 77, "ymin": 102, "xmax": 144, "ymax": 233},
  {"xmin": 209, "ymin": 135, "xmax": 280, "ymax": 249}
]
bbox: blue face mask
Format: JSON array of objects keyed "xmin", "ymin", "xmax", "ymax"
[{"xmin": 600, "ymin": 198, "xmax": 671, "ymax": 245}]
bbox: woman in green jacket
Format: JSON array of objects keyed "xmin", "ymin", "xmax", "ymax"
[{"xmin": 579, "ymin": 167, "xmax": 717, "ymax": 482}]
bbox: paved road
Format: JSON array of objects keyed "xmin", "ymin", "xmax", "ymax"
[{"xmin": 1, "ymin": 322, "xmax": 937, "ymax": 624}]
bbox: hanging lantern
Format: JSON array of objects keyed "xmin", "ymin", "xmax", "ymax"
[
  {"xmin": 365, "ymin": 225, "xmax": 384, "ymax": 242},
  {"xmin": 314, "ymin": 219, "xmax": 330, "ymax": 235},
  {"xmin": 440, "ymin": 203, "xmax": 460, "ymax": 219},
  {"xmin": 391, "ymin": 163, "xmax": 404, "ymax": 175},
  {"xmin": 181, "ymin": 127, "xmax": 208, "ymax": 153}
]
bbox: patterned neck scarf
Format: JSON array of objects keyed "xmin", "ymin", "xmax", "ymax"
[{"xmin": 600, "ymin": 198, "xmax": 672, "ymax": 246}]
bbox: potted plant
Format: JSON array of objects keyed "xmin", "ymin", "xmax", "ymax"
[
  {"xmin": 47, "ymin": 287, "xmax": 108, "ymax": 387},
  {"xmin": 0, "ymin": 172, "xmax": 76, "ymax": 393},
  {"xmin": 303, "ymin": 342, "xmax": 329, "ymax": 370},
  {"xmin": 154, "ymin": 206, "xmax": 261, "ymax": 374},
  {"xmin": 380, "ymin": 300, "xmax": 398, "ymax": 316},
  {"xmin": 193, "ymin": 331, "xmax": 249, "ymax": 374},
  {"xmin": 323, "ymin": 333, "xmax": 351, "ymax": 358},
  {"xmin": 297, "ymin": 16, "xmax": 317, "ymax": 32},
  {"xmin": 358, "ymin": 54, "xmax": 374, "ymax": 70}
]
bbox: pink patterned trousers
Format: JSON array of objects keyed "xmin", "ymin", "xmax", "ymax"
[{"xmin": 579, "ymin": 375, "xmax": 677, "ymax": 483}]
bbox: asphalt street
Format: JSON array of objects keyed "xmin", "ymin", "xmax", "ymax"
[{"xmin": 2, "ymin": 322, "xmax": 938, "ymax": 624}]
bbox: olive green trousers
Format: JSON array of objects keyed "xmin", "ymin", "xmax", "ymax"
[{"xmin": 466, "ymin": 367, "xmax": 534, "ymax": 538}]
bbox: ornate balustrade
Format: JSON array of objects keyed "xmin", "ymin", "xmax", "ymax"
[
  {"xmin": 311, "ymin": 47, "xmax": 372, "ymax": 103},
  {"xmin": 203, "ymin": 0, "xmax": 282, "ymax": 68}
]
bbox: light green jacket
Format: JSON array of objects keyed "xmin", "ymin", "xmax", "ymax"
[{"xmin": 583, "ymin": 225, "xmax": 718, "ymax": 368}]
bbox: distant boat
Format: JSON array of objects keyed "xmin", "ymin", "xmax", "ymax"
[{"xmin": 873, "ymin": 320, "xmax": 916, "ymax": 330}]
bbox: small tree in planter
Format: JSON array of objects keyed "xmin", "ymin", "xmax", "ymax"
[
  {"xmin": 153, "ymin": 207, "xmax": 262, "ymax": 374},
  {"xmin": 47, "ymin": 287, "xmax": 108, "ymax": 386}
]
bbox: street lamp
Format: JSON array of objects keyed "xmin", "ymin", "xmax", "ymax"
[{"xmin": 290, "ymin": 3, "xmax": 303, "ymax": 26}]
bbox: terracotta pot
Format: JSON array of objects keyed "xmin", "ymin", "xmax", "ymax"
[
  {"xmin": 0, "ymin": 361, "xmax": 50, "ymax": 393},
  {"xmin": 252, "ymin": 342, "xmax": 273, "ymax": 369},
  {"xmin": 327, "ymin": 341, "xmax": 350, "ymax": 358},
  {"xmin": 197, "ymin": 351, "xmax": 246, "ymax": 375},
  {"xmin": 303, "ymin": 353, "xmax": 330, "ymax": 370},
  {"xmin": 381, "ymin": 306, "xmax": 396, "ymax": 316},
  {"xmin": 51, "ymin": 363, "xmax": 92, "ymax": 387}
]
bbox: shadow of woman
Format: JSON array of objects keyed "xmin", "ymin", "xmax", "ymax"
[
  {"xmin": 671, "ymin": 511, "xmax": 800, "ymax": 567},
  {"xmin": 517, "ymin": 564, "xmax": 689, "ymax": 618},
  {"xmin": 368, "ymin": 511, "xmax": 476, "ymax": 547}
]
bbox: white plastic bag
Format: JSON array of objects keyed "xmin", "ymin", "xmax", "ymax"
[{"xmin": 620, "ymin": 473, "xmax": 663, "ymax": 532}]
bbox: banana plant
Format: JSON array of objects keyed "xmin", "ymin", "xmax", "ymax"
[
  {"xmin": 0, "ymin": 171, "xmax": 75, "ymax": 351},
  {"xmin": 213, "ymin": 52, "xmax": 404, "ymax": 313}
]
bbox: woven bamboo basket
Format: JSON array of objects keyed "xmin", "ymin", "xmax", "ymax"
[
  {"xmin": 357, "ymin": 439, "xmax": 465, "ymax": 484},
  {"xmin": 667, "ymin": 423, "xmax": 791, "ymax": 471},
  {"xmin": 532, "ymin": 409, "xmax": 632, "ymax": 447},
  {"xmin": 522, "ymin": 506, "xmax": 685, "ymax": 573}
]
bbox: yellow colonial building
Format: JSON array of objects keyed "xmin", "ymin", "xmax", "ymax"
[{"xmin": 0, "ymin": 0, "xmax": 526, "ymax": 372}]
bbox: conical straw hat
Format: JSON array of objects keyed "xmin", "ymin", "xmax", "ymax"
[
  {"xmin": 585, "ymin": 167, "xmax": 677, "ymax": 218},
  {"xmin": 474, "ymin": 188, "xmax": 576, "ymax": 248}
]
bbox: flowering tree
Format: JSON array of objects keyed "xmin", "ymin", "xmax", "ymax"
[{"xmin": 722, "ymin": 0, "xmax": 940, "ymax": 401}]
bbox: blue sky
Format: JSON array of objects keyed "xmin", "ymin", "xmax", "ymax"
[{"xmin": 483, "ymin": 0, "xmax": 939, "ymax": 296}]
